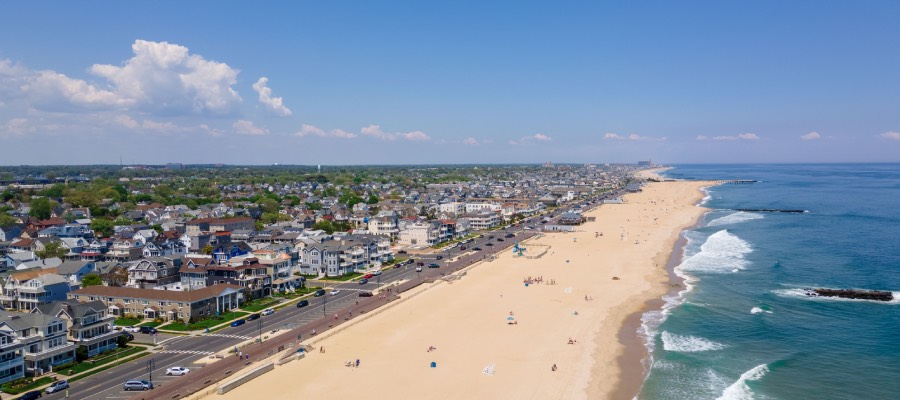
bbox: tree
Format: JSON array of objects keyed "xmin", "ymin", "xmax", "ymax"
[
  {"xmin": 30, "ymin": 197, "xmax": 52, "ymax": 219},
  {"xmin": 91, "ymin": 218, "xmax": 115, "ymax": 237},
  {"xmin": 367, "ymin": 194, "xmax": 379, "ymax": 205},
  {"xmin": 75, "ymin": 345, "xmax": 88, "ymax": 362},
  {"xmin": 0, "ymin": 213, "xmax": 17, "ymax": 228},
  {"xmin": 36, "ymin": 241, "xmax": 67, "ymax": 259},
  {"xmin": 82, "ymin": 274, "xmax": 103, "ymax": 287},
  {"xmin": 201, "ymin": 244, "xmax": 214, "ymax": 255}
]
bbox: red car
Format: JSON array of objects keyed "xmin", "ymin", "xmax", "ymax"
[{"xmin": 363, "ymin": 273, "xmax": 374, "ymax": 279}]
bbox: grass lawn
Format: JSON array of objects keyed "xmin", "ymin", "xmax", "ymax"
[
  {"xmin": 138, "ymin": 320, "xmax": 163, "ymax": 327},
  {"xmin": 114, "ymin": 317, "xmax": 142, "ymax": 326},
  {"xmin": 58, "ymin": 346, "xmax": 146, "ymax": 376},
  {"xmin": 0, "ymin": 376, "xmax": 53, "ymax": 394},
  {"xmin": 241, "ymin": 298, "xmax": 282, "ymax": 312},
  {"xmin": 323, "ymin": 272, "xmax": 363, "ymax": 282},
  {"xmin": 272, "ymin": 287, "xmax": 319, "ymax": 301},
  {"xmin": 70, "ymin": 351, "xmax": 149, "ymax": 383},
  {"xmin": 162, "ymin": 311, "xmax": 249, "ymax": 332}
]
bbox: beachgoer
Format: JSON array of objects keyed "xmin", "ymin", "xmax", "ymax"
[
  {"xmin": 356, "ymin": 359, "xmax": 360, "ymax": 367},
  {"xmin": 552, "ymin": 364, "xmax": 557, "ymax": 371}
]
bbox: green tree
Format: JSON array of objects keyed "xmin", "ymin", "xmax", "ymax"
[
  {"xmin": 82, "ymin": 274, "xmax": 103, "ymax": 287},
  {"xmin": 41, "ymin": 184, "xmax": 66, "ymax": 199},
  {"xmin": 75, "ymin": 346, "xmax": 88, "ymax": 362},
  {"xmin": 30, "ymin": 197, "xmax": 53, "ymax": 219},
  {"xmin": 151, "ymin": 224, "xmax": 164, "ymax": 234},
  {"xmin": 91, "ymin": 218, "xmax": 115, "ymax": 237},
  {"xmin": 201, "ymin": 244, "xmax": 214, "ymax": 255},
  {"xmin": 36, "ymin": 241, "xmax": 67, "ymax": 259},
  {"xmin": 367, "ymin": 194, "xmax": 379, "ymax": 204},
  {"xmin": 305, "ymin": 202, "xmax": 322, "ymax": 211},
  {"xmin": 0, "ymin": 213, "xmax": 17, "ymax": 228},
  {"xmin": 258, "ymin": 197, "xmax": 279, "ymax": 214}
]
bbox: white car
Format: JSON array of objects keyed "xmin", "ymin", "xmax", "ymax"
[
  {"xmin": 372, "ymin": 270, "xmax": 382, "ymax": 276},
  {"xmin": 123, "ymin": 326, "xmax": 141, "ymax": 333},
  {"xmin": 166, "ymin": 366, "xmax": 190, "ymax": 376},
  {"xmin": 261, "ymin": 308, "xmax": 275, "ymax": 316},
  {"xmin": 330, "ymin": 289, "xmax": 341, "ymax": 295}
]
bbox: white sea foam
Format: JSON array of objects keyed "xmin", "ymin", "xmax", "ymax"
[
  {"xmin": 661, "ymin": 331, "xmax": 727, "ymax": 352},
  {"xmin": 773, "ymin": 288, "xmax": 900, "ymax": 305},
  {"xmin": 750, "ymin": 307, "xmax": 772, "ymax": 314},
  {"xmin": 679, "ymin": 230, "xmax": 753, "ymax": 273},
  {"xmin": 707, "ymin": 211, "xmax": 764, "ymax": 227},
  {"xmin": 716, "ymin": 364, "xmax": 769, "ymax": 400}
]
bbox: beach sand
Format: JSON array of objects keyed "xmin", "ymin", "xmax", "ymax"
[{"xmin": 218, "ymin": 179, "xmax": 711, "ymax": 400}]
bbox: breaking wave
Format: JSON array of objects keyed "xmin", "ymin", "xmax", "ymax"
[
  {"xmin": 716, "ymin": 364, "xmax": 769, "ymax": 400},
  {"xmin": 661, "ymin": 331, "xmax": 728, "ymax": 352},
  {"xmin": 707, "ymin": 211, "xmax": 764, "ymax": 227},
  {"xmin": 679, "ymin": 230, "xmax": 753, "ymax": 273}
]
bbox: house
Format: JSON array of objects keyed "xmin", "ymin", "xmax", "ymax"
[
  {"xmin": 205, "ymin": 258, "xmax": 270, "ymax": 299},
  {"xmin": 67, "ymin": 284, "xmax": 244, "ymax": 323},
  {"xmin": 398, "ymin": 220, "xmax": 440, "ymax": 247},
  {"xmin": 0, "ymin": 320, "xmax": 25, "ymax": 384},
  {"xmin": 185, "ymin": 217, "xmax": 254, "ymax": 236},
  {"xmin": 126, "ymin": 257, "xmax": 183, "ymax": 289},
  {"xmin": 34, "ymin": 300, "xmax": 117, "ymax": 357},
  {"xmin": 1, "ymin": 310, "xmax": 75, "ymax": 376},
  {"xmin": 0, "ymin": 225, "xmax": 23, "ymax": 242},
  {"xmin": 56, "ymin": 260, "xmax": 96, "ymax": 286},
  {"xmin": 3, "ymin": 252, "xmax": 35, "ymax": 269},
  {"xmin": 95, "ymin": 262, "xmax": 127, "ymax": 287},
  {"xmin": 107, "ymin": 239, "xmax": 143, "ymax": 261},
  {"xmin": 178, "ymin": 257, "xmax": 216, "ymax": 291},
  {"xmin": 559, "ymin": 212, "xmax": 585, "ymax": 225},
  {"xmin": 460, "ymin": 211, "xmax": 500, "ymax": 231},
  {"xmin": 211, "ymin": 242, "xmax": 252, "ymax": 263},
  {"xmin": 0, "ymin": 268, "xmax": 72, "ymax": 310}
]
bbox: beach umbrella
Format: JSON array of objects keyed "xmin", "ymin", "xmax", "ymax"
[{"xmin": 507, "ymin": 316, "xmax": 515, "ymax": 321}]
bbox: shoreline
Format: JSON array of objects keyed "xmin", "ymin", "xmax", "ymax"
[{"xmin": 216, "ymin": 179, "xmax": 715, "ymax": 400}]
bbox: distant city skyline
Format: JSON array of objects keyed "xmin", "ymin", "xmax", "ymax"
[{"xmin": 2, "ymin": 1, "xmax": 899, "ymax": 165}]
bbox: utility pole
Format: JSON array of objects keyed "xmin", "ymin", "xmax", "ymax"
[{"xmin": 146, "ymin": 359, "xmax": 156, "ymax": 384}]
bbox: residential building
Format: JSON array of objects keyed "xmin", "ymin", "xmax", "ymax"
[
  {"xmin": 1, "ymin": 311, "xmax": 75, "ymax": 376},
  {"xmin": 0, "ymin": 321, "xmax": 25, "ymax": 385},
  {"xmin": 398, "ymin": 220, "xmax": 440, "ymax": 247},
  {"xmin": 126, "ymin": 257, "xmax": 182, "ymax": 289},
  {"xmin": 34, "ymin": 300, "xmax": 117, "ymax": 357},
  {"xmin": 185, "ymin": 217, "xmax": 254, "ymax": 236},
  {"xmin": 205, "ymin": 258, "xmax": 270, "ymax": 299},
  {"xmin": 67, "ymin": 284, "xmax": 244, "ymax": 323},
  {"xmin": 0, "ymin": 268, "xmax": 71, "ymax": 311}
]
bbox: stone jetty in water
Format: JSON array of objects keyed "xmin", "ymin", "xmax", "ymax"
[{"xmin": 806, "ymin": 288, "xmax": 894, "ymax": 302}]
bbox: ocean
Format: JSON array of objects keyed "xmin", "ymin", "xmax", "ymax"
[{"xmin": 637, "ymin": 164, "xmax": 900, "ymax": 400}]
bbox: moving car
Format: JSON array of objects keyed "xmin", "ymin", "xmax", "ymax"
[
  {"xmin": 372, "ymin": 270, "xmax": 382, "ymax": 275},
  {"xmin": 459, "ymin": 246, "xmax": 466, "ymax": 250},
  {"xmin": 123, "ymin": 380, "xmax": 153, "ymax": 391},
  {"xmin": 123, "ymin": 326, "xmax": 140, "ymax": 333},
  {"xmin": 397, "ymin": 250, "xmax": 408, "ymax": 255},
  {"xmin": 359, "ymin": 291, "xmax": 373, "ymax": 297},
  {"xmin": 166, "ymin": 366, "xmax": 190, "ymax": 376},
  {"xmin": 246, "ymin": 314, "xmax": 260, "ymax": 321},
  {"xmin": 505, "ymin": 233, "xmax": 515, "ymax": 238},
  {"xmin": 260, "ymin": 308, "xmax": 275, "ymax": 316},
  {"xmin": 139, "ymin": 326, "xmax": 158, "ymax": 335},
  {"xmin": 330, "ymin": 289, "xmax": 341, "ymax": 295},
  {"xmin": 428, "ymin": 263, "xmax": 440, "ymax": 268},
  {"xmin": 45, "ymin": 380, "xmax": 68, "ymax": 394},
  {"xmin": 19, "ymin": 390, "xmax": 42, "ymax": 400},
  {"xmin": 363, "ymin": 273, "xmax": 374, "ymax": 279},
  {"xmin": 230, "ymin": 319, "xmax": 246, "ymax": 327},
  {"xmin": 415, "ymin": 266, "xmax": 423, "ymax": 272},
  {"xmin": 417, "ymin": 262, "xmax": 425, "ymax": 267},
  {"xmin": 359, "ymin": 278, "xmax": 368, "ymax": 284},
  {"xmin": 497, "ymin": 238, "xmax": 504, "ymax": 242},
  {"xmin": 436, "ymin": 255, "xmax": 444, "ymax": 260},
  {"xmin": 314, "ymin": 289, "xmax": 327, "ymax": 297},
  {"xmin": 296, "ymin": 300, "xmax": 310, "ymax": 308},
  {"xmin": 485, "ymin": 243, "xmax": 494, "ymax": 246},
  {"xmin": 472, "ymin": 247, "xmax": 482, "ymax": 251}
]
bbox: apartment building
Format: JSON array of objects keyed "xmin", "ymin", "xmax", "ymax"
[
  {"xmin": 0, "ymin": 320, "xmax": 25, "ymax": 384},
  {"xmin": 35, "ymin": 300, "xmax": 118, "ymax": 357},
  {"xmin": 0, "ymin": 311, "xmax": 75, "ymax": 376},
  {"xmin": 67, "ymin": 284, "xmax": 244, "ymax": 323}
]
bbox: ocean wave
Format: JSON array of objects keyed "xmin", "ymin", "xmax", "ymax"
[
  {"xmin": 716, "ymin": 364, "xmax": 769, "ymax": 400},
  {"xmin": 707, "ymin": 211, "xmax": 764, "ymax": 227},
  {"xmin": 679, "ymin": 230, "xmax": 753, "ymax": 273},
  {"xmin": 661, "ymin": 331, "xmax": 727, "ymax": 352},
  {"xmin": 773, "ymin": 288, "xmax": 900, "ymax": 305},
  {"xmin": 750, "ymin": 307, "xmax": 773, "ymax": 314}
]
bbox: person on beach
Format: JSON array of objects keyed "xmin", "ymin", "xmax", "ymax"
[
  {"xmin": 552, "ymin": 364, "xmax": 557, "ymax": 371},
  {"xmin": 356, "ymin": 359, "xmax": 360, "ymax": 367}
]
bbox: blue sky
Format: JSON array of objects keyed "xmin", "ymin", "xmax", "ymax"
[{"xmin": 2, "ymin": 1, "xmax": 899, "ymax": 165}]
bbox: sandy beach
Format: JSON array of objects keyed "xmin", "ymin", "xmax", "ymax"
[{"xmin": 219, "ymin": 176, "xmax": 711, "ymax": 400}]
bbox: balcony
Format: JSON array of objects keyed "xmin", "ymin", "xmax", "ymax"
[{"xmin": 0, "ymin": 357, "xmax": 24, "ymax": 371}]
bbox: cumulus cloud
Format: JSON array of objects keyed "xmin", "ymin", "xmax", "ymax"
[
  {"xmin": 801, "ymin": 131, "xmax": 821, "ymax": 140},
  {"xmin": 462, "ymin": 137, "xmax": 480, "ymax": 146},
  {"xmin": 360, "ymin": 124, "xmax": 431, "ymax": 141},
  {"xmin": 510, "ymin": 133, "xmax": 553, "ymax": 145},
  {"xmin": 295, "ymin": 124, "xmax": 357, "ymax": 139},
  {"xmin": 603, "ymin": 132, "xmax": 666, "ymax": 141},
  {"xmin": 698, "ymin": 133, "xmax": 760, "ymax": 141},
  {"xmin": 880, "ymin": 131, "xmax": 900, "ymax": 140},
  {"xmin": 233, "ymin": 120, "xmax": 268, "ymax": 136},
  {"xmin": 113, "ymin": 114, "xmax": 184, "ymax": 133},
  {"xmin": 252, "ymin": 77, "xmax": 292, "ymax": 116}
]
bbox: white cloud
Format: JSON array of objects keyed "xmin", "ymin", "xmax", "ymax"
[
  {"xmin": 89, "ymin": 40, "xmax": 242, "ymax": 115},
  {"xmin": 295, "ymin": 124, "xmax": 358, "ymax": 139},
  {"xmin": 463, "ymin": 137, "xmax": 479, "ymax": 146},
  {"xmin": 200, "ymin": 124, "xmax": 224, "ymax": 137},
  {"xmin": 738, "ymin": 133, "xmax": 759, "ymax": 140},
  {"xmin": 0, "ymin": 118, "xmax": 33, "ymax": 137},
  {"xmin": 603, "ymin": 133, "xmax": 624, "ymax": 140},
  {"xmin": 603, "ymin": 132, "xmax": 666, "ymax": 141},
  {"xmin": 113, "ymin": 114, "xmax": 184, "ymax": 133},
  {"xmin": 880, "ymin": 131, "xmax": 900, "ymax": 140},
  {"xmin": 233, "ymin": 120, "xmax": 268, "ymax": 136},
  {"xmin": 801, "ymin": 131, "xmax": 821, "ymax": 141},
  {"xmin": 696, "ymin": 135, "xmax": 708, "ymax": 141},
  {"xmin": 510, "ymin": 133, "xmax": 553, "ymax": 145},
  {"xmin": 23, "ymin": 70, "xmax": 129, "ymax": 109},
  {"xmin": 360, "ymin": 124, "xmax": 430, "ymax": 141},
  {"xmin": 252, "ymin": 77, "xmax": 292, "ymax": 116},
  {"xmin": 706, "ymin": 133, "xmax": 760, "ymax": 141}
]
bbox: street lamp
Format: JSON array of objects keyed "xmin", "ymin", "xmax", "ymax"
[{"xmin": 146, "ymin": 358, "xmax": 156, "ymax": 384}]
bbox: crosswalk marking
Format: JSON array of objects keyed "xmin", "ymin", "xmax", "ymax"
[
  {"xmin": 158, "ymin": 350, "xmax": 214, "ymax": 355},
  {"xmin": 205, "ymin": 333, "xmax": 252, "ymax": 340}
]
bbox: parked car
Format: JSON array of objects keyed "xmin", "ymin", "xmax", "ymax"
[
  {"xmin": 166, "ymin": 366, "xmax": 190, "ymax": 376},
  {"xmin": 246, "ymin": 314, "xmax": 260, "ymax": 321},
  {"xmin": 123, "ymin": 380, "xmax": 153, "ymax": 391},
  {"xmin": 417, "ymin": 262, "xmax": 425, "ymax": 267},
  {"xmin": 139, "ymin": 326, "xmax": 158, "ymax": 335},
  {"xmin": 363, "ymin": 273, "xmax": 374, "ymax": 279},
  {"xmin": 330, "ymin": 289, "xmax": 341, "ymax": 295},
  {"xmin": 359, "ymin": 278, "xmax": 369, "ymax": 284},
  {"xmin": 460, "ymin": 246, "xmax": 466, "ymax": 250},
  {"xmin": 314, "ymin": 289, "xmax": 327, "ymax": 297},
  {"xmin": 478, "ymin": 234, "xmax": 484, "ymax": 238},
  {"xmin": 397, "ymin": 250, "xmax": 408, "ymax": 254},
  {"xmin": 123, "ymin": 326, "xmax": 140, "ymax": 333},
  {"xmin": 45, "ymin": 380, "xmax": 68, "ymax": 394},
  {"xmin": 230, "ymin": 319, "xmax": 246, "ymax": 327},
  {"xmin": 296, "ymin": 300, "xmax": 310, "ymax": 308},
  {"xmin": 19, "ymin": 390, "xmax": 41, "ymax": 400},
  {"xmin": 428, "ymin": 263, "xmax": 440, "ymax": 268},
  {"xmin": 120, "ymin": 332, "xmax": 134, "ymax": 341},
  {"xmin": 260, "ymin": 308, "xmax": 275, "ymax": 316},
  {"xmin": 359, "ymin": 291, "xmax": 373, "ymax": 297}
]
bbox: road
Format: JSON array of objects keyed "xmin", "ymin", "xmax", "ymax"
[{"xmin": 40, "ymin": 191, "xmax": 620, "ymax": 400}]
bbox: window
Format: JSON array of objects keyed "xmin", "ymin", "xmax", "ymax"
[
  {"xmin": 178, "ymin": 303, "xmax": 184, "ymax": 308},
  {"xmin": 158, "ymin": 301, "xmax": 165, "ymax": 307},
  {"xmin": 142, "ymin": 300, "xmax": 149, "ymax": 305}
]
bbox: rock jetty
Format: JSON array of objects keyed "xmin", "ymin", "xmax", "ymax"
[{"xmin": 806, "ymin": 288, "xmax": 894, "ymax": 302}]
